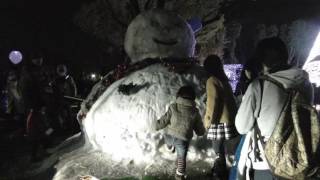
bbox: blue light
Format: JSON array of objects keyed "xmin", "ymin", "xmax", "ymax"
[{"xmin": 187, "ymin": 17, "xmax": 202, "ymax": 33}]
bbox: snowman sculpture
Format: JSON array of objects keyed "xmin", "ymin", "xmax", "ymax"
[{"xmin": 80, "ymin": 9, "xmax": 213, "ymax": 168}]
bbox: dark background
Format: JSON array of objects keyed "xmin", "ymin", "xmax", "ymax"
[
  {"xmin": 1, "ymin": 0, "xmax": 320, "ymax": 74},
  {"xmin": 0, "ymin": 0, "xmax": 108, "ymax": 74}
]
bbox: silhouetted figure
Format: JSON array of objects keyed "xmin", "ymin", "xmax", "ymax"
[
  {"xmin": 19, "ymin": 56, "xmax": 50, "ymax": 161},
  {"xmin": 155, "ymin": 86, "xmax": 205, "ymax": 180},
  {"xmin": 203, "ymin": 55, "xmax": 238, "ymax": 179},
  {"xmin": 52, "ymin": 64, "xmax": 77, "ymax": 131},
  {"xmin": 235, "ymin": 37, "xmax": 314, "ymax": 179}
]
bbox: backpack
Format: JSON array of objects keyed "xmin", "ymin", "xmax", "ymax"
[{"xmin": 257, "ymin": 76, "xmax": 320, "ymax": 179}]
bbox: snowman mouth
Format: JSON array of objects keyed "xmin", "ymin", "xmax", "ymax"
[{"xmin": 153, "ymin": 38, "xmax": 178, "ymax": 45}]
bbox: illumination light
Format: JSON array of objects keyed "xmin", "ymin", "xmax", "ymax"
[
  {"xmin": 303, "ymin": 31, "xmax": 320, "ymax": 86},
  {"xmin": 304, "ymin": 31, "xmax": 320, "ymax": 67},
  {"xmin": 8, "ymin": 50, "xmax": 23, "ymax": 64},
  {"xmin": 223, "ymin": 64, "xmax": 243, "ymax": 92},
  {"xmin": 91, "ymin": 73, "xmax": 96, "ymax": 79}
]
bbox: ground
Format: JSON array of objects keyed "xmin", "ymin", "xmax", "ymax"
[{"xmin": 0, "ymin": 113, "xmax": 238, "ymax": 180}]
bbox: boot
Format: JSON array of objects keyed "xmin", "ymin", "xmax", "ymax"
[{"xmin": 211, "ymin": 154, "xmax": 227, "ymax": 179}]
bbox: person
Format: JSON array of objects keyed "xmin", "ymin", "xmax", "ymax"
[
  {"xmin": 235, "ymin": 37, "xmax": 314, "ymax": 180},
  {"xmin": 53, "ymin": 64, "xmax": 77, "ymax": 97},
  {"xmin": 6, "ymin": 71, "xmax": 25, "ymax": 120},
  {"xmin": 52, "ymin": 64, "xmax": 78, "ymax": 131},
  {"xmin": 19, "ymin": 55, "xmax": 50, "ymax": 161},
  {"xmin": 155, "ymin": 85, "xmax": 205, "ymax": 180},
  {"xmin": 203, "ymin": 55, "xmax": 238, "ymax": 178},
  {"xmin": 236, "ymin": 58, "xmax": 262, "ymax": 97}
]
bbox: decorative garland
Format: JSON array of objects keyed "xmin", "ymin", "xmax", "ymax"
[{"xmin": 102, "ymin": 57, "xmax": 198, "ymax": 87}]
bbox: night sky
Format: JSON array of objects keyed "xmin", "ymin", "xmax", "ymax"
[
  {"xmin": 0, "ymin": 0, "xmax": 105, "ymax": 73},
  {"xmin": 1, "ymin": 0, "xmax": 320, "ymax": 73}
]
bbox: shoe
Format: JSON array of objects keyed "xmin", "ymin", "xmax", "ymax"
[
  {"xmin": 211, "ymin": 155, "xmax": 227, "ymax": 178},
  {"xmin": 175, "ymin": 173, "xmax": 186, "ymax": 180},
  {"xmin": 165, "ymin": 144, "xmax": 175, "ymax": 153}
]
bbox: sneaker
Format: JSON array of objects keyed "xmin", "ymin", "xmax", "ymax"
[
  {"xmin": 165, "ymin": 144, "xmax": 175, "ymax": 153},
  {"xmin": 175, "ymin": 173, "xmax": 187, "ymax": 180}
]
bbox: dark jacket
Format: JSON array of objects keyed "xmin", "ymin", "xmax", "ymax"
[{"xmin": 155, "ymin": 97, "xmax": 205, "ymax": 141}]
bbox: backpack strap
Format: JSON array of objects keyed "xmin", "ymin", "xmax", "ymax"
[
  {"xmin": 253, "ymin": 78, "xmax": 266, "ymax": 161},
  {"xmin": 254, "ymin": 75, "xmax": 285, "ymax": 146}
]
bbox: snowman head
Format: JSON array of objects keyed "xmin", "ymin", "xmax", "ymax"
[{"xmin": 124, "ymin": 9, "xmax": 195, "ymax": 63}]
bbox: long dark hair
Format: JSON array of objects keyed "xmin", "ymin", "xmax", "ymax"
[
  {"xmin": 254, "ymin": 37, "xmax": 288, "ymax": 70},
  {"xmin": 203, "ymin": 55, "xmax": 229, "ymax": 82},
  {"xmin": 235, "ymin": 58, "xmax": 262, "ymax": 95}
]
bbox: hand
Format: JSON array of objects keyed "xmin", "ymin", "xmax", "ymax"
[
  {"xmin": 204, "ymin": 120, "xmax": 212, "ymax": 130},
  {"xmin": 203, "ymin": 114, "xmax": 212, "ymax": 130}
]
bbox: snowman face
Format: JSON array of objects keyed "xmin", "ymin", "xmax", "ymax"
[{"xmin": 125, "ymin": 10, "xmax": 195, "ymax": 63}]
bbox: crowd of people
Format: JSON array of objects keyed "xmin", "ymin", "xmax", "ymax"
[
  {"xmin": 155, "ymin": 37, "xmax": 320, "ymax": 180},
  {"xmin": 1, "ymin": 56, "xmax": 80, "ymax": 161},
  {"xmin": 1, "ymin": 36, "xmax": 319, "ymax": 179}
]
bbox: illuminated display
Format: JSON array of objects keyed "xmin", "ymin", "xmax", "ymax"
[
  {"xmin": 8, "ymin": 50, "xmax": 23, "ymax": 64},
  {"xmin": 223, "ymin": 64, "xmax": 243, "ymax": 92}
]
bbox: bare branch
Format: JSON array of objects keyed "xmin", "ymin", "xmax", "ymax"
[
  {"xmin": 202, "ymin": 15, "xmax": 222, "ymax": 26},
  {"xmin": 201, "ymin": 1, "xmax": 232, "ymax": 27}
]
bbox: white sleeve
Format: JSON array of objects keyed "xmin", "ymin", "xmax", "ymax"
[{"xmin": 235, "ymin": 83, "xmax": 258, "ymax": 134}]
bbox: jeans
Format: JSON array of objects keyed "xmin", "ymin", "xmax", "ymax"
[
  {"xmin": 164, "ymin": 134, "xmax": 189, "ymax": 175},
  {"xmin": 212, "ymin": 139, "xmax": 225, "ymax": 155}
]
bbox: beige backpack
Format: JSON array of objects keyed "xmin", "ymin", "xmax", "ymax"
[{"xmin": 258, "ymin": 76, "xmax": 320, "ymax": 179}]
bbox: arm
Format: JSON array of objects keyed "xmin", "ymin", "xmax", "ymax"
[
  {"xmin": 235, "ymin": 83, "xmax": 257, "ymax": 134},
  {"xmin": 155, "ymin": 105, "xmax": 172, "ymax": 130},
  {"xmin": 204, "ymin": 78, "xmax": 221, "ymax": 128},
  {"xmin": 194, "ymin": 111, "xmax": 205, "ymax": 136},
  {"xmin": 69, "ymin": 77, "xmax": 78, "ymax": 97}
]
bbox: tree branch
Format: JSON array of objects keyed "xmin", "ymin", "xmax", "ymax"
[
  {"xmin": 202, "ymin": 15, "xmax": 222, "ymax": 26},
  {"xmin": 201, "ymin": 1, "xmax": 231, "ymax": 27}
]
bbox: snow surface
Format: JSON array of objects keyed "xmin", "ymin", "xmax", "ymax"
[
  {"xmin": 83, "ymin": 64, "xmax": 214, "ymax": 166},
  {"xmin": 43, "ymin": 63, "xmax": 240, "ymax": 180}
]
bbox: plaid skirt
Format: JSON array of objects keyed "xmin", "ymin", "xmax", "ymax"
[{"xmin": 207, "ymin": 123, "xmax": 238, "ymax": 140}]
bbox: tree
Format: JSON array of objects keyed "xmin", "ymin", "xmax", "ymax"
[{"xmin": 74, "ymin": 0, "xmax": 227, "ymax": 60}]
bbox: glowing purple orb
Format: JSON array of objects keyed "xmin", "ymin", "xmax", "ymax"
[{"xmin": 9, "ymin": 50, "xmax": 23, "ymax": 64}]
